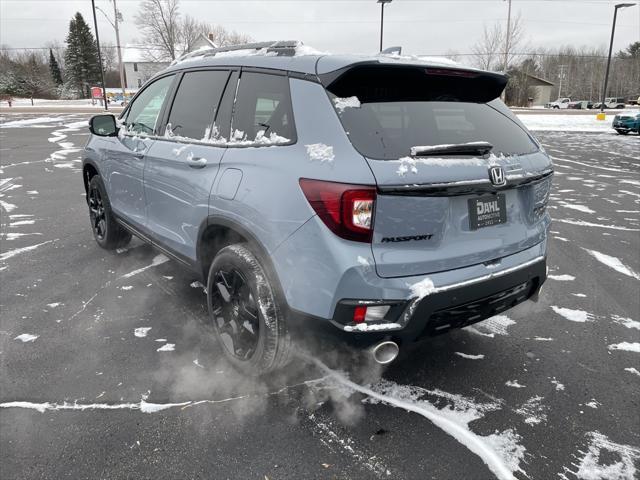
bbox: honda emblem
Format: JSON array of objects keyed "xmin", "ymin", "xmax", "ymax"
[{"xmin": 489, "ymin": 166, "xmax": 506, "ymax": 187}]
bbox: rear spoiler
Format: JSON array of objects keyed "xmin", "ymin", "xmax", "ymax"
[{"xmin": 319, "ymin": 62, "xmax": 508, "ymax": 104}]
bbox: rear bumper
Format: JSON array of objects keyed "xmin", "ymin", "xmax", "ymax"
[{"xmin": 286, "ymin": 244, "xmax": 547, "ymax": 348}]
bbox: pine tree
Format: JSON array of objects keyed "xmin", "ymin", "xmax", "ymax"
[
  {"xmin": 63, "ymin": 12, "xmax": 101, "ymax": 98},
  {"xmin": 49, "ymin": 49, "xmax": 63, "ymax": 85}
]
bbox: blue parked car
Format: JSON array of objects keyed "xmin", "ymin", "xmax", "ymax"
[
  {"xmin": 613, "ymin": 111, "xmax": 640, "ymax": 135},
  {"xmin": 83, "ymin": 41, "xmax": 553, "ymax": 374}
]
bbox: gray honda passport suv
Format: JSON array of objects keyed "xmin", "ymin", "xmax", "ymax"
[{"xmin": 83, "ymin": 42, "xmax": 552, "ymax": 374}]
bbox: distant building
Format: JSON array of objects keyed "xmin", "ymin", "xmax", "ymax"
[
  {"xmin": 121, "ymin": 36, "xmax": 217, "ymax": 90},
  {"xmin": 122, "ymin": 45, "xmax": 170, "ymax": 90},
  {"xmin": 526, "ymin": 74, "xmax": 555, "ymax": 107}
]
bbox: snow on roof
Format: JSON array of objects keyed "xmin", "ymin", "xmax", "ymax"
[{"xmin": 122, "ymin": 45, "xmax": 169, "ymax": 64}]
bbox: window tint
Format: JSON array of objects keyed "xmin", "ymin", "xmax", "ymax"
[
  {"xmin": 125, "ymin": 75, "xmax": 174, "ymax": 135},
  {"xmin": 334, "ymin": 99, "xmax": 538, "ymax": 159},
  {"xmin": 232, "ymin": 72, "xmax": 294, "ymax": 143},
  {"xmin": 167, "ymin": 70, "xmax": 230, "ymax": 141}
]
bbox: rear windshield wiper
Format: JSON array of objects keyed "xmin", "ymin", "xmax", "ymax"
[{"xmin": 410, "ymin": 142, "xmax": 493, "ymax": 157}]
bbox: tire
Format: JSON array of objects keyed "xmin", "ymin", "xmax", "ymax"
[
  {"xmin": 553, "ymin": 106, "xmax": 559, "ymax": 109},
  {"xmin": 207, "ymin": 244, "xmax": 292, "ymax": 375},
  {"xmin": 616, "ymin": 129, "xmax": 628, "ymax": 135},
  {"xmin": 87, "ymin": 175, "xmax": 131, "ymax": 250}
]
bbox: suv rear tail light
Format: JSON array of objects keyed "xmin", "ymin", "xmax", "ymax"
[{"xmin": 299, "ymin": 179, "xmax": 376, "ymax": 243}]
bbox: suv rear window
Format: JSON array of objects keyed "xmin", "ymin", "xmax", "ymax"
[
  {"xmin": 231, "ymin": 72, "xmax": 295, "ymax": 143},
  {"xmin": 326, "ymin": 66, "xmax": 538, "ymax": 160}
]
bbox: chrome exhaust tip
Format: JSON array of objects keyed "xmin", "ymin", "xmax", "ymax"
[{"xmin": 369, "ymin": 340, "xmax": 399, "ymax": 365}]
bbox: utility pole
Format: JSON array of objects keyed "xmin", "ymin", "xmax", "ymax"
[
  {"xmin": 503, "ymin": 0, "xmax": 512, "ymax": 72},
  {"xmin": 112, "ymin": 0, "xmax": 126, "ymax": 99},
  {"xmin": 91, "ymin": 0, "xmax": 109, "ymax": 111},
  {"xmin": 558, "ymin": 64, "xmax": 567, "ymax": 98}
]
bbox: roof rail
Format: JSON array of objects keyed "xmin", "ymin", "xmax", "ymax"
[{"xmin": 173, "ymin": 40, "xmax": 302, "ymax": 65}]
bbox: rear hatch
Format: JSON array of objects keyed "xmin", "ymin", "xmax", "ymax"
[{"xmin": 322, "ymin": 62, "xmax": 552, "ymax": 278}]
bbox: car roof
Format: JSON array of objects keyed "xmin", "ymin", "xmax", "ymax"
[{"xmin": 163, "ymin": 41, "xmax": 489, "ymax": 77}]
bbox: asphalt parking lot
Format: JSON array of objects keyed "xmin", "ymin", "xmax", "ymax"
[{"xmin": 1, "ymin": 113, "xmax": 638, "ymax": 480}]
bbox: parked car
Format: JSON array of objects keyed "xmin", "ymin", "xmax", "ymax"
[
  {"xmin": 593, "ymin": 97, "xmax": 626, "ymax": 109},
  {"xmin": 612, "ymin": 111, "xmax": 640, "ymax": 135},
  {"xmin": 83, "ymin": 42, "xmax": 553, "ymax": 374},
  {"xmin": 568, "ymin": 100, "xmax": 593, "ymax": 110},
  {"xmin": 546, "ymin": 97, "xmax": 571, "ymax": 109}
]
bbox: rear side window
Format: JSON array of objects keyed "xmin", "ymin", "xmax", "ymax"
[
  {"xmin": 125, "ymin": 75, "xmax": 174, "ymax": 135},
  {"xmin": 231, "ymin": 72, "xmax": 295, "ymax": 144},
  {"xmin": 166, "ymin": 70, "xmax": 230, "ymax": 141},
  {"xmin": 326, "ymin": 66, "xmax": 538, "ymax": 160}
]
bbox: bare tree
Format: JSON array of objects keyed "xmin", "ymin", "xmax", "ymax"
[
  {"xmin": 472, "ymin": 13, "xmax": 526, "ymax": 71},
  {"xmin": 135, "ymin": 0, "xmax": 181, "ymax": 61},
  {"xmin": 135, "ymin": 0, "xmax": 252, "ymax": 61}
]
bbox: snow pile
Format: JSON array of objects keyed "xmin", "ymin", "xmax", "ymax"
[
  {"xmin": 294, "ymin": 44, "xmax": 329, "ymax": 56},
  {"xmin": 560, "ymin": 432, "xmax": 640, "ymax": 480},
  {"xmin": 333, "ymin": 96, "xmax": 361, "ymax": 113},
  {"xmin": 516, "ymin": 114, "xmax": 627, "ymax": 133},
  {"xmin": 306, "ymin": 143, "xmax": 335, "ymax": 163}
]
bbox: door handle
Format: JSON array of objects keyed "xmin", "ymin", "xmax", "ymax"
[{"xmin": 187, "ymin": 156, "xmax": 207, "ymax": 168}]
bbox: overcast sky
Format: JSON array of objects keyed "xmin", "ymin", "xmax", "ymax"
[{"xmin": 1, "ymin": 0, "xmax": 639, "ymax": 59}]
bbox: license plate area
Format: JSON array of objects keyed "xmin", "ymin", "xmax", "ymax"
[{"xmin": 468, "ymin": 194, "xmax": 507, "ymax": 230}]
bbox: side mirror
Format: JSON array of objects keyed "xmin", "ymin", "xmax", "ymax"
[{"xmin": 89, "ymin": 114, "xmax": 118, "ymax": 137}]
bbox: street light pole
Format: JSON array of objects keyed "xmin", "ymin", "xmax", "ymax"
[
  {"xmin": 91, "ymin": 0, "xmax": 109, "ymax": 111},
  {"xmin": 378, "ymin": 0, "xmax": 392, "ymax": 52},
  {"xmin": 599, "ymin": 3, "xmax": 636, "ymax": 116}
]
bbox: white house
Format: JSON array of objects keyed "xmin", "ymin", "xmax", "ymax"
[
  {"xmin": 122, "ymin": 45, "xmax": 170, "ymax": 90},
  {"xmin": 121, "ymin": 36, "xmax": 217, "ymax": 90}
]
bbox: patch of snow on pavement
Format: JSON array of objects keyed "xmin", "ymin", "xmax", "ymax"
[
  {"xmin": 608, "ymin": 342, "xmax": 640, "ymax": 353},
  {"xmin": 583, "ymin": 249, "xmax": 640, "ymax": 280},
  {"xmin": 120, "ymin": 254, "xmax": 169, "ymax": 279},
  {"xmin": 548, "ymin": 274, "xmax": 575, "ymax": 281},
  {"xmin": 157, "ymin": 343, "xmax": 175, "ymax": 352},
  {"xmin": 0, "ymin": 240, "xmax": 55, "ymax": 262},
  {"xmin": 624, "ymin": 367, "xmax": 640, "ymax": 377},
  {"xmin": 612, "ymin": 315, "xmax": 640, "ymax": 330},
  {"xmin": 555, "ymin": 219, "xmax": 639, "ymax": 232},
  {"xmin": 134, "ymin": 327, "xmax": 151, "ymax": 338},
  {"xmin": 465, "ymin": 315, "xmax": 516, "ymax": 337},
  {"xmin": 515, "ymin": 396, "xmax": 547, "ymax": 425},
  {"xmin": 14, "ymin": 334, "xmax": 38, "ymax": 342},
  {"xmin": 551, "ymin": 306, "xmax": 594, "ymax": 323},
  {"xmin": 560, "ymin": 431, "xmax": 640, "ymax": 480},
  {"xmin": 550, "ymin": 378, "xmax": 565, "ymax": 391},
  {"xmin": 454, "ymin": 352, "xmax": 485, "ymax": 360},
  {"xmin": 505, "ymin": 380, "xmax": 526, "ymax": 388}
]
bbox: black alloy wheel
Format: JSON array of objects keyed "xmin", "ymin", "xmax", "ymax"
[
  {"xmin": 211, "ymin": 267, "xmax": 261, "ymax": 360},
  {"xmin": 89, "ymin": 183, "xmax": 107, "ymax": 241}
]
